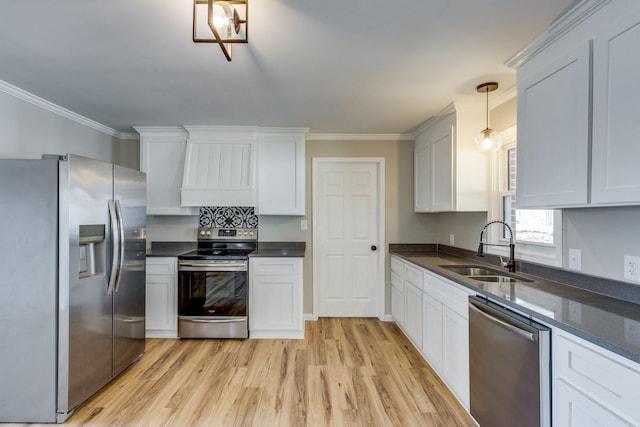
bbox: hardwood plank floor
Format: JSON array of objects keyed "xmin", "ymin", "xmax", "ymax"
[{"xmin": 13, "ymin": 319, "xmax": 475, "ymax": 427}]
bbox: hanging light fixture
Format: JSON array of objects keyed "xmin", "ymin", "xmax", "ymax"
[
  {"xmin": 474, "ymin": 82, "xmax": 502, "ymax": 153},
  {"xmin": 193, "ymin": 0, "xmax": 248, "ymax": 61}
]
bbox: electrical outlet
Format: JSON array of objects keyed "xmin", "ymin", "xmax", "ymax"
[
  {"xmin": 624, "ymin": 318, "xmax": 640, "ymax": 347},
  {"xmin": 300, "ymin": 219, "xmax": 308, "ymax": 231},
  {"xmin": 568, "ymin": 300, "xmax": 582, "ymax": 324},
  {"xmin": 569, "ymin": 249, "xmax": 582, "ymax": 271},
  {"xmin": 449, "ymin": 234, "xmax": 455, "ymax": 246},
  {"xmin": 624, "ymin": 255, "xmax": 640, "ymax": 282}
]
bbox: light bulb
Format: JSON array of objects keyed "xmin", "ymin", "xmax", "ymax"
[
  {"xmin": 211, "ymin": 1, "xmax": 238, "ymax": 38},
  {"xmin": 474, "ymin": 128, "xmax": 502, "ymax": 153}
]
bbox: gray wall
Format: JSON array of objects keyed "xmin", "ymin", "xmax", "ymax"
[{"xmin": 0, "ymin": 89, "xmax": 133, "ymax": 163}]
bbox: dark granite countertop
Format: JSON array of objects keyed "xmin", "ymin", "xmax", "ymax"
[
  {"xmin": 249, "ymin": 242, "xmax": 306, "ymax": 258},
  {"xmin": 390, "ymin": 247, "xmax": 640, "ymax": 364},
  {"xmin": 146, "ymin": 241, "xmax": 306, "ymax": 258},
  {"xmin": 146, "ymin": 241, "xmax": 197, "ymax": 257}
]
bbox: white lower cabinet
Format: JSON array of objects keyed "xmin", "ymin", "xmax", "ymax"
[
  {"xmin": 390, "ymin": 257, "xmax": 405, "ymax": 328},
  {"xmin": 390, "ymin": 255, "xmax": 471, "ymax": 410},
  {"xmin": 421, "ymin": 270, "xmax": 472, "ymax": 409},
  {"xmin": 553, "ymin": 329, "xmax": 640, "ymax": 427},
  {"xmin": 441, "ymin": 306, "xmax": 469, "ymax": 406},
  {"xmin": 249, "ymin": 257, "xmax": 303, "ymax": 339},
  {"xmin": 404, "ymin": 281, "xmax": 423, "ymax": 349},
  {"xmin": 422, "ymin": 292, "xmax": 443, "ymax": 373},
  {"xmin": 145, "ymin": 257, "xmax": 178, "ymax": 338}
]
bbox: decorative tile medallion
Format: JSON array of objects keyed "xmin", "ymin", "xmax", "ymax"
[{"xmin": 199, "ymin": 207, "xmax": 259, "ymax": 228}]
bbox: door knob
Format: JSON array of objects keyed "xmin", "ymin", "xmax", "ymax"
[{"xmin": 371, "ymin": 245, "xmax": 377, "ymax": 251}]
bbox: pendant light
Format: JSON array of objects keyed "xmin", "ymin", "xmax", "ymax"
[
  {"xmin": 474, "ymin": 82, "xmax": 502, "ymax": 153},
  {"xmin": 193, "ymin": 0, "xmax": 248, "ymax": 62}
]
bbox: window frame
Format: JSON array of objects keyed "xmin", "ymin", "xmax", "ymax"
[{"xmin": 487, "ymin": 125, "xmax": 563, "ymax": 267}]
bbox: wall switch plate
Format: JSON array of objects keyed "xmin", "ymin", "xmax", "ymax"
[
  {"xmin": 449, "ymin": 234, "xmax": 455, "ymax": 246},
  {"xmin": 624, "ymin": 318, "xmax": 640, "ymax": 347},
  {"xmin": 568, "ymin": 300, "xmax": 582, "ymax": 324},
  {"xmin": 569, "ymin": 249, "xmax": 582, "ymax": 271},
  {"xmin": 300, "ymin": 219, "xmax": 308, "ymax": 231},
  {"xmin": 624, "ymin": 255, "xmax": 640, "ymax": 282}
]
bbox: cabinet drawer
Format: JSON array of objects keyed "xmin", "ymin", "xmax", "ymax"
[
  {"xmin": 250, "ymin": 258, "xmax": 301, "ymax": 276},
  {"xmin": 391, "ymin": 256, "xmax": 404, "ymax": 276},
  {"xmin": 554, "ymin": 330, "xmax": 640, "ymax": 422},
  {"xmin": 423, "ymin": 271, "xmax": 471, "ymax": 317},
  {"xmin": 146, "ymin": 257, "xmax": 176, "ymax": 275},
  {"xmin": 404, "ymin": 264, "xmax": 423, "ymax": 291},
  {"xmin": 390, "ymin": 271, "xmax": 402, "ymax": 291}
]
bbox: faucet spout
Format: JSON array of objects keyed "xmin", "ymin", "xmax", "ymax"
[{"xmin": 477, "ymin": 220, "xmax": 516, "ymax": 272}]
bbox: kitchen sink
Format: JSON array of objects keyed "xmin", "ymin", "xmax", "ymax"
[
  {"xmin": 439, "ymin": 265, "xmax": 501, "ymax": 276},
  {"xmin": 439, "ymin": 264, "xmax": 533, "ymax": 283}
]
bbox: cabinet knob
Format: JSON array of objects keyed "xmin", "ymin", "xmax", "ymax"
[{"xmin": 371, "ymin": 245, "xmax": 377, "ymax": 251}]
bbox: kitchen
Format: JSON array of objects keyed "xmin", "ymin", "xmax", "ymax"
[{"xmin": 1, "ymin": 0, "xmax": 640, "ymax": 426}]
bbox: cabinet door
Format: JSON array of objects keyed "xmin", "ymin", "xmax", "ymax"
[
  {"xmin": 430, "ymin": 128, "xmax": 454, "ymax": 212},
  {"xmin": 555, "ymin": 380, "xmax": 634, "ymax": 427},
  {"xmin": 516, "ymin": 42, "xmax": 591, "ymax": 208},
  {"xmin": 391, "ymin": 282, "xmax": 405, "ymax": 328},
  {"xmin": 256, "ymin": 133, "xmax": 305, "ymax": 215},
  {"xmin": 592, "ymin": 16, "xmax": 640, "ymax": 204},
  {"xmin": 139, "ymin": 129, "xmax": 195, "ymax": 215},
  {"xmin": 422, "ymin": 292, "xmax": 443, "ymax": 374},
  {"xmin": 442, "ymin": 306, "xmax": 469, "ymax": 409},
  {"xmin": 414, "ymin": 133, "xmax": 432, "ymax": 212},
  {"xmin": 404, "ymin": 282, "xmax": 423, "ymax": 348},
  {"xmin": 249, "ymin": 258, "xmax": 303, "ymax": 338},
  {"xmin": 250, "ymin": 274, "xmax": 302, "ymax": 331},
  {"xmin": 145, "ymin": 274, "xmax": 176, "ymax": 332}
]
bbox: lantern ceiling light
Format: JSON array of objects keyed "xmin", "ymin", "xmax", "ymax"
[
  {"xmin": 193, "ymin": 0, "xmax": 248, "ymax": 61},
  {"xmin": 474, "ymin": 82, "xmax": 502, "ymax": 153}
]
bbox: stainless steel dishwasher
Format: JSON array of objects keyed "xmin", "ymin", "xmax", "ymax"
[{"xmin": 468, "ymin": 295, "xmax": 551, "ymax": 427}]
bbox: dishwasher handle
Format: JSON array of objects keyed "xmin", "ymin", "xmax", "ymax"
[{"xmin": 469, "ymin": 300, "xmax": 537, "ymax": 342}]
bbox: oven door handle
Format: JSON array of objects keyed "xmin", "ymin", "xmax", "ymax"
[
  {"xmin": 188, "ymin": 318, "xmax": 247, "ymax": 324},
  {"xmin": 178, "ymin": 265, "xmax": 247, "ymax": 272}
]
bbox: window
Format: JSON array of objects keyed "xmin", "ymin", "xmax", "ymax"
[{"xmin": 488, "ymin": 125, "xmax": 562, "ymax": 266}]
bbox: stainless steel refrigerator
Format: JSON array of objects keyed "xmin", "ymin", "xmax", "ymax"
[{"xmin": 0, "ymin": 154, "xmax": 146, "ymax": 423}]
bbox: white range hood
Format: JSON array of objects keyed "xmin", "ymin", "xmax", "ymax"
[{"xmin": 181, "ymin": 126, "xmax": 257, "ymax": 207}]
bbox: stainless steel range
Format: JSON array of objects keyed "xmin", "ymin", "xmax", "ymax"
[{"xmin": 177, "ymin": 227, "xmax": 257, "ymax": 338}]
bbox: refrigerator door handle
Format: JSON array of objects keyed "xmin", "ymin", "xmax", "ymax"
[
  {"xmin": 114, "ymin": 200, "xmax": 126, "ymax": 293},
  {"xmin": 107, "ymin": 200, "xmax": 120, "ymax": 295}
]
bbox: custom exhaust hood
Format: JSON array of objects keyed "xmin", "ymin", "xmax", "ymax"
[{"xmin": 181, "ymin": 126, "xmax": 257, "ymax": 207}]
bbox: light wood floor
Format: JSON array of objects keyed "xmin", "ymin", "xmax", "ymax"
[{"xmin": 17, "ymin": 318, "xmax": 475, "ymax": 426}]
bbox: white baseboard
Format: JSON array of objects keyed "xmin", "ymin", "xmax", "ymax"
[
  {"xmin": 379, "ymin": 314, "xmax": 394, "ymax": 322},
  {"xmin": 304, "ymin": 313, "xmax": 319, "ymax": 321}
]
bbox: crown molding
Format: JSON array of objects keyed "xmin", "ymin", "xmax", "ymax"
[
  {"xmin": 505, "ymin": 0, "xmax": 611, "ymax": 69},
  {"xmin": 0, "ymin": 79, "xmax": 138, "ymax": 140},
  {"xmin": 306, "ymin": 133, "xmax": 414, "ymax": 141}
]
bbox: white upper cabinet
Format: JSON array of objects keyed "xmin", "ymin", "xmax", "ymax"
[
  {"xmin": 255, "ymin": 129, "xmax": 307, "ymax": 215},
  {"xmin": 414, "ymin": 103, "xmax": 488, "ymax": 212},
  {"xmin": 137, "ymin": 126, "xmax": 306, "ymax": 214},
  {"xmin": 516, "ymin": 42, "xmax": 591, "ymax": 208},
  {"xmin": 591, "ymin": 15, "xmax": 640, "ymax": 204},
  {"xmin": 181, "ymin": 126, "xmax": 256, "ymax": 207},
  {"xmin": 509, "ymin": 0, "xmax": 640, "ymax": 208},
  {"xmin": 137, "ymin": 126, "xmax": 197, "ymax": 215}
]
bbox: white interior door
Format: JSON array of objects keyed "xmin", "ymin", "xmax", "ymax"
[{"xmin": 313, "ymin": 158, "xmax": 384, "ymax": 317}]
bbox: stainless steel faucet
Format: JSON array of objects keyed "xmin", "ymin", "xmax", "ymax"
[{"xmin": 477, "ymin": 220, "xmax": 516, "ymax": 272}]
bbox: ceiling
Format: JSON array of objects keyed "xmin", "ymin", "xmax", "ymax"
[{"xmin": 0, "ymin": 0, "xmax": 576, "ymax": 136}]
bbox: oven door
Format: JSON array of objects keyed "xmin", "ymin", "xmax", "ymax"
[
  {"xmin": 177, "ymin": 260, "xmax": 249, "ymax": 338},
  {"xmin": 178, "ymin": 261, "xmax": 248, "ymax": 317}
]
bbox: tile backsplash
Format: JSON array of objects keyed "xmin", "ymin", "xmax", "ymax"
[{"xmin": 199, "ymin": 207, "xmax": 259, "ymax": 229}]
